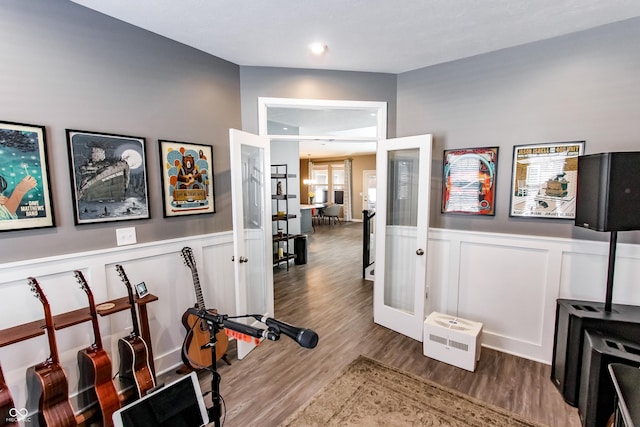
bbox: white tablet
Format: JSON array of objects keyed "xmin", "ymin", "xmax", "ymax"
[{"xmin": 112, "ymin": 371, "xmax": 208, "ymax": 427}]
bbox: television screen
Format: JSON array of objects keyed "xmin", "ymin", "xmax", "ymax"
[{"xmin": 112, "ymin": 372, "xmax": 208, "ymax": 427}]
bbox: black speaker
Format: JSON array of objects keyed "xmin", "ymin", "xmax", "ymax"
[
  {"xmin": 575, "ymin": 152, "xmax": 640, "ymax": 231},
  {"xmin": 579, "ymin": 329, "xmax": 640, "ymax": 427}
]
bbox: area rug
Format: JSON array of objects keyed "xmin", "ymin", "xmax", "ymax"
[{"xmin": 281, "ymin": 355, "xmax": 546, "ymax": 427}]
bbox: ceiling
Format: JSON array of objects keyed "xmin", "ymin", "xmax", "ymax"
[
  {"xmin": 68, "ymin": 0, "xmax": 640, "ymax": 158},
  {"xmin": 70, "ymin": 0, "xmax": 640, "ymax": 74}
]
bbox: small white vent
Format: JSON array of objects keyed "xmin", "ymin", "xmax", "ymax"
[
  {"xmin": 448, "ymin": 340, "xmax": 469, "ymax": 352},
  {"xmin": 429, "ymin": 334, "xmax": 447, "ymax": 345}
]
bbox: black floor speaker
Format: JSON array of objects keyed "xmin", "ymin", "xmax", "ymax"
[
  {"xmin": 575, "ymin": 152, "xmax": 640, "ymax": 232},
  {"xmin": 579, "ymin": 329, "xmax": 640, "ymax": 427},
  {"xmin": 551, "ymin": 299, "xmax": 640, "ymax": 407}
]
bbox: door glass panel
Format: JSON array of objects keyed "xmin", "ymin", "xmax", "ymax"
[
  {"xmin": 242, "ymin": 144, "xmax": 267, "ymax": 315},
  {"xmin": 384, "ymin": 149, "xmax": 419, "ymax": 313}
]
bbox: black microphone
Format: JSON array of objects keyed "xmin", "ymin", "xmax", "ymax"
[
  {"xmin": 222, "ymin": 318, "xmax": 279, "ymax": 342},
  {"xmin": 252, "ymin": 315, "xmax": 319, "ymax": 349},
  {"xmin": 186, "ymin": 308, "xmax": 278, "ymax": 341}
]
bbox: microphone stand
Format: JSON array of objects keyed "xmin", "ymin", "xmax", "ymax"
[
  {"xmin": 202, "ymin": 315, "xmax": 223, "ymax": 427},
  {"xmin": 186, "ymin": 308, "xmax": 281, "ymax": 427},
  {"xmin": 186, "ymin": 308, "xmax": 317, "ymax": 426}
]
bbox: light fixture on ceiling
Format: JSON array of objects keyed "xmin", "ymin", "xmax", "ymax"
[{"xmin": 309, "ymin": 42, "xmax": 328, "ymax": 56}]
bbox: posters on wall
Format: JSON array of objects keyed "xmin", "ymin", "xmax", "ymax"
[
  {"xmin": 509, "ymin": 141, "xmax": 585, "ymax": 219},
  {"xmin": 442, "ymin": 147, "xmax": 498, "ymax": 215},
  {"xmin": 0, "ymin": 121, "xmax": 54, "ymax": 231}
]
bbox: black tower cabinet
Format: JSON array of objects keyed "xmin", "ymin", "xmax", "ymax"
[
  {"xmin": 579, "ymin": 330, "xmax": 640, "ymax": 427},
  {"xmin": 551, "ymin": 299, "xmax": 640, "ymax": 407}
]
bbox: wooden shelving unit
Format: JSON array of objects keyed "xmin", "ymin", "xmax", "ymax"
[{"xmin": 0, "ymin": 293, "xmax": 158, "ymax": 376}]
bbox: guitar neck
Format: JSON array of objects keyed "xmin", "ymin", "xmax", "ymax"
[
  {"xmin": 191, "ymin": 270, "xmax": 206, "ymax": 311},
  {"xmin": 116, "ymin": 265, "xmax": 142, "ymax": 337},
  {"xmin": 74, "ymin": 270, "xmax": 103, "ymax": 350},
  {"xmin": 28, "ymin": 277, "xmax": 60, "ymax": 365}
]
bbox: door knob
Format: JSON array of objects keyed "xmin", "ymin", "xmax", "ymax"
[
  {"xmin": 239, "ymin": 256, "xmax": 248, "ymax": 263},
  {"xmin": 416, "ymin": 249, "xmax": 424, "ymax": 256}
]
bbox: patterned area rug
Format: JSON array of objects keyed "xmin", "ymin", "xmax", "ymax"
[{"xmin": 281, "ymin": 355, "xmax": 546, "ymax": 427}]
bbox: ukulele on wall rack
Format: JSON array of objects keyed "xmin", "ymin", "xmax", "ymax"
[
  {"xmin": 180, "ymin": 246, "xmax": 230, "ymax": 369},
  {"xmin": 25, "ymin": 277, "xmax": 76, "ymax": 427},
  {"xmin": 115, "ymin": 264, "xmax": 156, "ymax": 399},
  {"xmin": 74, "ymin": 270, "xmax": 121, "ymax": 427}
]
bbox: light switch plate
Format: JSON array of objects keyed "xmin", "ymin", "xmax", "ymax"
[{"xmin": 116, "ymin": 227, "xmax": 137, "ymax": 246}]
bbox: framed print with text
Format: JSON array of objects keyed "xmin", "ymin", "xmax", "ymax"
[
  {"xmin": 442, "ymin": 147, "xmax": 498, "ymax": 215},
  {"xmin": 509, "ymin": 141, "xmax": 584, "ymax": 219},
  {"xmin": 66, "ymin": 129, "xmax": 150, "ymax": 224},
  {"xmin": 159, "ymin": 140, "xmax": 215, "ymax": 217},
  {"xmin": 0, "ymin": 121, "xmax": 55, "ymax": 231}
]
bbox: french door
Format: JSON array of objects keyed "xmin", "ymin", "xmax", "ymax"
[
  {"xmin": 229, "ymin": 129, "xmax": 274, "ymax": 359},
  {"xmin": 374, "ymin": 134, "xmax": 432, "ymax": 341}
]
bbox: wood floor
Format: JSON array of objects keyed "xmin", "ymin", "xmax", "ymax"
[{"xmin": 190, "ymin": 222, "xmax": 580, "ymax": 426}]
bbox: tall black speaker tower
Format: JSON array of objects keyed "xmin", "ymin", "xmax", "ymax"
[{"xmin": 575, "ymin": 152, "xmax": 640, "ymax": 232}]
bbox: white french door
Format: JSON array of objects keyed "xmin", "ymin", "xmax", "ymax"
[
  {"xmin": 229, "ymin": 129, "xmax": 274, "ymax": 359},
  {"xmin": 374, "ymin": 134, "xmax": 432, "ymax": 341}
]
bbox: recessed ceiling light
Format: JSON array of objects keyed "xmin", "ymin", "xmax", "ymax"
[
  {"xmin": 309, "ymin": 42, "xmax": 328, "ymax": 55},
  {"xmin": 283, "ymin": 127, "xmax": 288, "ymax": 130}
]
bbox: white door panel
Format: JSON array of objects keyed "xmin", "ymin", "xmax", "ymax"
[
  {"xmin": 229, "ymin": 129, "xmax": 274, "ymax": 359},
  {"xmin": 374, "ymin": 135, "xmax": 432, "ymax": 341}
]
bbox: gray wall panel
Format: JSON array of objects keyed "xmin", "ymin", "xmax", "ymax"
[
  {"xmin": 0, "ymin": 0, "xmax": 241, "ymax": 262},
  {"xmin": 397, "ymin": 18, "xmax": 640, "ymax": 243}
]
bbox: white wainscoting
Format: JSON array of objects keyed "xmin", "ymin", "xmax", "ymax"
[
  {"xmin": 0, "ymin": 231, "xmax": 234, "ymax": 410},
  {"xmin": 427, "ymin": 228, "xmax": 640, "ymax": 364}
]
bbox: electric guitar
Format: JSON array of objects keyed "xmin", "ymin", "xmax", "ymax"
[
  {"xmin": 180, "ymin": 247, "xmax": 229, "ymax": 369},
  {"xmin": 25, "ymin": 277, "xmax": 76, "ymax": 427},
  {"xmin": 1, "ymin": 362, "xmax": 16, "ymax": 427},
  {"xmin": 74, "ymin": 270, "xmax": 121, "ymax": 427},
  {"xmin": 115, "ymin": 264, "xmax": 156, "ymax": 399}
]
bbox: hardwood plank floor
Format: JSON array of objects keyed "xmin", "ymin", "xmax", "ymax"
[{"xmin": 185, "ymin": 222, "xmax": 580, "ymax": 426}]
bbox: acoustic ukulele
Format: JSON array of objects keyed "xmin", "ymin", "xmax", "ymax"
[
  {"xmin": 180, "ymin": 247, "xmax": 229, "ymax": 369},
  {"xmin": 25, "ymin": 277, "xmax": 76, "ymax": 427},
  {"xmin": 74, "ymin": 270, "xmax": 121, "ymax": 427},
  {"xmin": 115, "ymin": 265, "xmax": 155, "ymax": 399}
]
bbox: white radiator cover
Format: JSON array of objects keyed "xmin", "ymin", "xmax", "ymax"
[{"xmin": 423, "ymin": 312, "xmax": 483, "ymax": 372}]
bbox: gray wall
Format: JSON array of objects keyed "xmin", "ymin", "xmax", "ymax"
[
  {"xmin": 0, "ymin": 0, "xmax": 241, "ymax": 262},
  {"xmin": 397, "ymin": 18, "xmax": 640, "ymax": 243},
  {"xmin": 239, "ymin": 66, "xmax": 397, "ymax": 137}
]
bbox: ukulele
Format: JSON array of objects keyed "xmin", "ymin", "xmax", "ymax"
[
  {"xmin": 25, "ymin": 277, "xmax": 76, "ymax": 427},
  {"xmin": 115, "ymin": 265, "xmax": 155, "ymax": 399},
  {"xmin": 1, "ymin": 362, "xmax": 16, "ymax": 427},
  {"xmin": 73, "ymin": 271, "xmax": 120, "ymax": 427},
  {"xmin": 180, "ymin": 247, "xmax": 229, "ymax": 369}
]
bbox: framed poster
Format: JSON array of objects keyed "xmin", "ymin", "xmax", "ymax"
[
  {"xmin": 159, "ymin": 140, "xmax": 215, "ymax": 217},
  {"xmin": 509, "ymin": 141, "xmax": 585, "ymax": 219},
  {"xmin": 66, "ymin": 129, "xmax": 150, "ymax": 224},
  {"xmin": 442, "ymin": 147, "xmax": 498, "ymax": 215},
  {"xmin": 0, "ymin": 121, "xmax": 55, "ymax": 231}
]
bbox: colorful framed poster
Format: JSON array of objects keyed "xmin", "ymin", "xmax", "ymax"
[
  {"xmin": 509, "ymin": 141, "xmax": 585, "ymax": 219},
  {"xmin": 159, "ymin": 140, "xmax": 215, "ymax": 217},
  {"xmin": 0, "ymin": 121, "xmax": 55, "ymax": 231},
  {"xmin": 66, "ymin": 129, "xmax": 150, "ymax": 224},
  {"xmin": 442, "ymin": 147, "xmax": 498, "ymax": 215}
]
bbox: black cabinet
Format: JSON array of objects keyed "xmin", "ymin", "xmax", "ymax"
[
  {"xmin": 551, "ymin": 299, "xmax": 640, "ymax": 407},
  {"xmin": 579, "ymin": 330, "xmax": 640, "ymax": 427}
]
